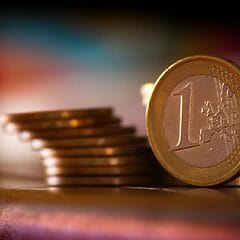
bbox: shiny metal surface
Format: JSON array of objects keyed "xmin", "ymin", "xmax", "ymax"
[
  {"xmin": 147, "ymin": 55, "xmax": 240, "ymax": 186},
  {"xmin": 31, "ymin": 136, "xmax": 147, "ymax": 149},
  {"xmin": 42, "ymin": 156, "xmax": 157, "ymax": 167},
  {"xmin": 19, "ymin": 126, "xmax": 136, "ymax": 141},
  {"xmin": 40, "ymin": 146, "xmax": 152, "ymax": 158}
]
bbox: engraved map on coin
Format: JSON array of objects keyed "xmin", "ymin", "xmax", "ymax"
[{"xmin": 163, "ymin": 75, "xmax": 240, "ymax": 168}]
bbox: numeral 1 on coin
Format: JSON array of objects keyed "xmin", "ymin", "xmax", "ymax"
[{"xmin": 171, "ymin": 83, "xmax": 199, "ymax": 151}]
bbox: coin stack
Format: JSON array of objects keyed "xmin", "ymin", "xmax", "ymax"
[{"xmin": 0, "ymin": 107, "xmax": 161, "ymax": 187}]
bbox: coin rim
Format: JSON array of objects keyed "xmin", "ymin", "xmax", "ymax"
[
  {"xmin": 44, "ymin": 165, "xmax": 156, "ymax": 176},
  {"xmin": 1, "ymin": 107, "xmax": 112, "ymax": 123},
  {"xmin": 42, "ymin": 156, "xmax": 157, "ymax": 167},
  {"xmin": 46, "ymin": 176, "xmax": 158, "ymax": 186},
  {"xmin": 32, "ymin": 136, "xmax": 147, "ymax": 149},
  {"xmin": 18, "ymin": 126, "xmax": 136, "ymax": 141},
  {"xmin": 5, "ymin": 116, "xmax": 120, "ymax": 132},
  {"xmin": 40, "ymin": 145, "xmax": 152, "ymax": 157}
]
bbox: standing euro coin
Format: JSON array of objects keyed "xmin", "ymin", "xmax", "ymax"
[{"xmin": 146, "ymin": 55, "xmax": 240, "ymax": 186}]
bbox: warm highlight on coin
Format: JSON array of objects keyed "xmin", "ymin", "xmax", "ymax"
[{"xmin": 146, "ymin": 55, "xmax": 240, "ymax": 186}]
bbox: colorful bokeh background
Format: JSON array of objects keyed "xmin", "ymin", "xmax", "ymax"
[{"xmin": 0, "ymin": 6, "xmax": 240, "ymax": 177}]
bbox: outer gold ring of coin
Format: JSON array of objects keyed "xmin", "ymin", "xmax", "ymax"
[{"xmin": 147, "ymin": 55, "xmax": 240, "ymax": 186}]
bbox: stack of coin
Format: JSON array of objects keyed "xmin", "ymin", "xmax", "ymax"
[{"xmin": 0, "ymin": 107, "xmax": 160, "ymax": 187}]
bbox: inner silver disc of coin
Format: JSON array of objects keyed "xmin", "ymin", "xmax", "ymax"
[{"xmin": 163, "ymin": 75, "xmax": 239, "ymax": 168}]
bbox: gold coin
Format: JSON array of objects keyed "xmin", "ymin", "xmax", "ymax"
[
  {"xmin": 40, "ymin": 146, "xmax": 152, "ymax": 158},
  {"xmin": 0, "ymin": 107, "xmax": 112, "ymax": 125},
  {"xmin": 147, "ymin": 55, "xmax": 240, "ymax": 186},
  {"xmin": 46, "ymin": 176, "xmax": 159, "ymax": 186},
  {"xmin": 42, "ymin": 156, "xmax": 157, "ymax": 167},
  {"xmin": 45, "ymin": 165, "xmax": 157, "ymax": 176},
  {"xmin": 4, "ymin": 116, "xmax": 120, "ymax": 133},
  {"xmin": 32, "ymin": 136, "xmax": 147, "ymax": 150},
  {"xmin": 18, "ymin": 126, "xmax": 136, "ymax": 141}
]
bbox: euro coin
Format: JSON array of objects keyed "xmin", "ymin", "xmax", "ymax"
[
  {"xmin": 18, "ymin": 126, "xmax": 136, "ymax": 141},
  {"xmin": 46, "ymin": 176, "xmax": 159, "ymax": 187},
  {"xmin": 42, "ymin": 156, "xmax": 158, "ymax": 167},
  {"xmin": 4, "ymin": 116, "xmax": 120, "ymax": 133},
  {"xmin": 0, "ymin": 107, "xmax": 112, "ymax": 125},
  {"xmin": 32, "ymin": 136, "xmax": 147, "ymax": 150},
  {"xmin": 44, "ymin": 165, "xmax": 157, "ymax": 176},
  {"xmin": 147, "ymin": 55, "xmax": 240, "ymax": 186},
  {"xmin": 40, "ymin": 146, "xmax": 152, "ymax": 158}
]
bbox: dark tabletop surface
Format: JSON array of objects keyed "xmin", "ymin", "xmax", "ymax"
[{"xmin": 0, "ymin": 175, "xmax": 239, "ymax": 240}]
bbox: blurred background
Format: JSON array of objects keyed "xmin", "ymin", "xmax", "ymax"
[{"xmin": 0, "ymin": 3, "xmax": 240, "ymax": 178}]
